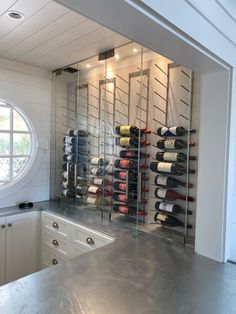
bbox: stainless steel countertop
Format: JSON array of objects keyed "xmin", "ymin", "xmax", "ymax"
[{"xmin": 0, "ymin": 201, "xmax": 235, "ymax": 314}]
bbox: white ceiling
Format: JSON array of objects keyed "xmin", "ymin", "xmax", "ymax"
[{"xmin": 0, "ymin": 0, "xmax": 130, "ymax": 70}]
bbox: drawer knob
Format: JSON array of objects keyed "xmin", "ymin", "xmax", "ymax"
[
  {"xmin": 52, "ymin": 239, "xmax": 59, "ymax": 247},
  {"xmin": 86, "ymin": 237, "xmax": 95, "ymax": 245},
  {"xmin": 52, "ymin": 258, "xmax": 58, "ymax": 265},
  {"xmin": 1, "ymin": 224, "xmax": 5, "ymax": 229},
  {"xmin": 8, "ymin": 223, "xmax": 12, "ymax": 227},
  {"xmin": 52, "ymin": 222, "xmax": 59, "ymax": 229}
]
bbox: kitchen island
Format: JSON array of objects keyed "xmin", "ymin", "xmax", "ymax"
[{"xmin": 0, "ymin": 201, "xmax": 235, "ymax": 314}]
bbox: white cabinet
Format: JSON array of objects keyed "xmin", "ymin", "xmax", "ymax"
[
  {"xmin": 0, "ymin": 212, "xmax": 38, "ymax": 286},
  {"xmin": 41, "ymin": 212, "xmax": 114, "ymax": 268},
  {"xmin": 0, "ymin": 217, "xmax": 6, "ymax": 286}
]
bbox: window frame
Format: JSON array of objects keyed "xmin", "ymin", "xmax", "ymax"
[{"xmin": 0, "ymin": 99, "xmax": 36, "ymax": 189}]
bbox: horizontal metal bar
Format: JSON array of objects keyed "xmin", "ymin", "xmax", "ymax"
[
  {"xmin": 154, "ymin": 91, "xmax": 167, "ymax": 102},
  {"xmin": 181, "ymin": 84, "xmax": 190, "ymax": 93},
  {"xmin": 0, "ymin": 130, "xmax": 31, "ymax": 134},
  {"xmin": 115, "ymin": 98, "xmax": 128, "ymax": 106},
  {"xmin": 179, "ymin": 113, "xmax": 189, "ymax": 121},
  {"xmin": 181, "ymin": 70, "xmax": 191, "ymax": 78},
  {"xmin": 137, "ymin": 79, "xmax": 148, "ymax": 88},
  {"xmin": 102, "ymin": 99, "xmax": 114, "ymax": 106},
  {"xmin": 89, "ymin": 113, "xmax": 99, "ymax": 120},
  {"xmin": 77, "ymin": 93, "xmax": 87, "ymax": 100},
  {"xmin": 154, "ymin": 77, "xmax": 167, "ymax": 89},
  {"xmin": 115, "ymin": 109, "xmax": 128, "ymax": 117},
  {"xmin": 153, "ymin": 118, "xmax": 165, "ymax": 126},
  {"xmin": 63, "ymin": 106, "xmax": 75, "ymax": 113},
  {"xmin": 153, "ymin": 104, "xmax": 166, "ymax": 114},
  {"xmin": 115, "ymin": 74, "xmax": 129, "ymax": 84},
  {"xmin": 180, "ymin": 99, "xmax": 190, "ymax": 107},
  {"xmin": 101, "ymin": 87, "xmax": 114, "ymax": 95},
  {"xmin": 63, "ymin": 115, "xmax": 76, "ymax": 121},
  {"xmin": 89, "ymin": 93, "xmax": 99, "ymax": 100},
  {"xmin": 89, "ymin": 83, "xmax": 99, "ymax": 90},
  {"xmin": 0, "ymin": 155, "xmax": 31, "ymax": 158},
  {"xmin": 155, "ymin": 64, "xmax": 168, "ymax": 76},
  {"xmin": 116, "ymin": 86, "xmax": 129, "ymax": 96},
  {"xmin": 136, "ymin": 106, "xmax": 147, "ymax": 112},
  {"xmin": 136, "ymin": 92, "xmax": 148, "ymax": 101}
]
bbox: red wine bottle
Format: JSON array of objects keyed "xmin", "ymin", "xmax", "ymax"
[
  {"xmin": 116, "ymin": 137, "xmax": 150, "ymax": 147},
  {"xmin": 119, "ymin": 150, "xmax": 150, "ymax": 159},
  {"xmin": 114, "ymin": 159, "xmax": 147, "ymax": 170},
  {"xmin": 112, "ymin": 193, "xmax": 146, "ymax": 204},
  {"xmin": 156, "ymin": 139, "xmax": 195, "ymax": 150},
  {"xmin": 154, "ymin": 213, "xmax": 192, "ymax": 228},
  {"xmin": 155, "ymin": 201, "xmax": 192, "ymax": 215},
  {"xmin": 61, "ymin": 189, "xmax": 75, "ymax": 198},
  {"xmin": 157, "ymin": 126, "xmax": 195, "ymax": 137},
  {"xmin": 156, "ymin": 152, "xmax": 196, "ymax": 162},
  {"xmin": 113, "ymin": 204, "xmax": 147, "ymax": 216},
  {"xmin": 154, "ymin": 175, "xmax": 193, "ymax": 188},
  {"xmin": 91, "ymin": 177, "xmax": 112, "ymax": 186},
  {"xmin": 154, "ymin": 187, "xmax": 194, "ymax": 202},
  {"xmin": 87, "ymin": 185, "xmax": 112, "ymax": 196},
  {"xmin": 150, "ymin": 162, "xmax": 195, "ymax": 175},
  {"xmin": 115, "ymin": 125, "xmax": 151, "ymax": 136}
]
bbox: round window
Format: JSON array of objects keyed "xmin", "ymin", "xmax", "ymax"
[{"xmin": 0, "ymin": 99, "xmax": 35, "ymax": 188}]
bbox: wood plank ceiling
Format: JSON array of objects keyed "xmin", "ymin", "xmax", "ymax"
[{"xmin": 0, "ymin": 0, "xmax": 129, "ymax": 70}]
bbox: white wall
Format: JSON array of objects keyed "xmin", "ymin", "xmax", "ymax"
[{"xmin": 0, "ymin": 58, "xmax": 51, "ymax": 208}]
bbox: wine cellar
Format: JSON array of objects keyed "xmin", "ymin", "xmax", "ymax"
[{"xmin": 51, "ymin": 42, "xmax": 198, "ymax": 244}]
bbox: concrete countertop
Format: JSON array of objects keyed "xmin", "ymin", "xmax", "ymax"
[{"xmin": 0, "ymin": 201, "xmax": 235, "ymax": 314}]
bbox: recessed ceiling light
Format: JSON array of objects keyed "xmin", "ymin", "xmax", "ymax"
[
  {"xmin": 6, "ymin": 10, "xmax": 24, "ymax": 20},
  {"xmin": 85, "ymin": 63, "xmax": 91, "ymax": 68},
  {"xmin": 133, "ymin": 48, "xmax": 138, "ymax": 53}
]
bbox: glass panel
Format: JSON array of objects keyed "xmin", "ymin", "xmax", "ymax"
[
  {"xmin": 0, "ymin": 158, "xmax": 10, "ymax": 180},
  {"xmin": 13, "ymin": 133, "xmax": 31, "ymax": 155},
  {"xmin": 0, "ymin": 133, "xmax": 10, "ymax": 155},
  {"xmin": 0, "ymin": 107, "xmax": 10, "ymax": 130},
  {"xmin": 13, "ymin": 110, "xmax": 28, "ymax": 131},
  {"xmin": 13, "ymin": 157, "xmax": 28, "ymax": 178}
]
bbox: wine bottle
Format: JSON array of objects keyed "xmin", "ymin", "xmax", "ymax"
[
  {"xmin": 76, "ymin": 186, "xmax": 87, "ymax": 196},
  {"xmin": 154, "ymin": 212, "xmax": 192, "ymax": 228},
  {"xmin": 91, "ymin": 177, "xmax": 112, "ymax": 186},
  {"xmin": 114, "ymin": 170, "xmax": 136, "ymax": 181},
  {"xmin": 87, "ymin": 185, "xmax": 112, "ymax": 196},
  {"xmin": 86, "ymin": 196, "xmax": 110, "ymax": 206},
  {"xmin": 63, "ymin": 136, "xmax": 76, "ymax": 145},
  {"xmin": 90, "ymin": 167, "xmax": 101, "ymax": 176},
  {"xmin": 113, "ymin": 204, "xmax": 147, "ymax": 216},
  {"xmin": 154, "ymin": 175, "xmax": 193, "ymax": 188},
  {"xmin": 62, "ymin": 163, "xmax": 75, "ymax": 171},
  {"xmin": 150, "ymin": 162, "xmax": 195, "ymax": 175},
  {"xmin": 63, "ymin": 154, "xmax": 76, "ymax": 162},
  {"xmin": 116, "ymin": 137, "xmax": 150, "ymax": 148},
  {"xmin": 67, "ymin": 129, "xmax": 88, "ymax": 137},
  {"xmin": 90, "ymin": 157, "xmax": 108, "ymax": 166},
  {"xmin": 154, "ymin": 187, "xmax": 194, "ymax": 202},
  {"xmin": 113, "ymin": 192, "xmax": 146, "ymax": 204},
  {"xmin": 156, "ymin": 152, "xmax": 196, "ymax": 162},
  {"xmin": 115, "ymin": 125, "xmax": 151, "ymax": 136},
  {"xmin": 113, "ymin": 182, "xmax": 148, "ymax": 192},
  {"xmin": 61, "ymin": 189, "xmax": 75, "ymax": 198},
  {"xmin": 155, "ymin": 201, "xmax": 192, "ymax": 215},
  {"xmin": 63, "ymin": 145, "xmax": 75, "ymax": 154},
  {"xmin": 61, "ymin": 180, "xmax": 69, "ymax": 189},
  {"xmin": 157, "ymin": 126, "xmax": 195, "ymax": 137},
  {"xmin": 119, "ymin": 150, "xmax": 150, "ymax": 159},
  {"xmin": 114, "ymin": 159, "xmax": 147, "ymax": 170},
  {"xmin": 156, "ymin": 139, "xmax": 194, "ymax": 150}
]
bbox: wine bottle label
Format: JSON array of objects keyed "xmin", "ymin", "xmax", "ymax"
[
  {"xmin": 157, "ymin": 162, "xmax": 172, "ymax": 173},
  {"xmin": 119, "ymin": 160, "xmax": 130, "ymax": 168},
  {"xmin": 91, "ymin": 167, "xmax": 98, "ymax": 175},
  {"xmin": 88, "ymin": 186, "xmax": 98, "ymax": 193},
  {"xmin": 156, "ymin": 176, "xmax": 168, "ymax": 185},
  {"xmin": 159, "ymin": 202, "xmax": 174, "ymax": 213},
  {"xmin": 87, "ymin": 196, "xmax": 97, "ymax": 204},
  {"xmin": 157, "ymin": 188, "xmax": 167, "ymax": 198},
  {"xmin": 119, "ymin": 172, "xmax": 127, "ymax": 180},
  {"xmin": 118, "ymin": 194, "xmax": 127, "ymax": 202},
  {"xmin": 119, "ymin": 183, "xmax": 126, "ymax": 190},
  {"xmin": 119, "ymin": 137, "xmax": 131, "ymax": 146},
  {"xmin": 164, "ymin": 139, "xmax": 176, "ymax": 149},
  {"xmin": 93, "ymin": 178, "xmax": 103, "ymax": 185},
  {"xmin": 61, "ymin": 172, "xmax": 68, "ymax": 179},
  {"xmin": 91, "ymin": 157, "xmax": 101, "ymax": 165},
  {"xmin": 125, "ymin": 151, "xmax": 135, "ymax": 157},
  {"xmin": 120, "ymin": 126, "xmax": 131, "ymax": 135},
  {"xmin": 163, "ymin": 152, "xmax": 178, "ymax": 161},
  {"xmin": 161, "ymin": 127, "xmax": 168, "ymax": 136},
  {"xmin": 119, "ymin": 206, "xmax": 129, "ymax": 214},
  {"xmin": 156, "ymin": 213, "xmax": 167, "ymax": 222},
  {"xmin": 168, "ymin": 126, "xmax": 178, "ymax": 135},
  {"xmin": 62, "ymin": 181, "xmax": 68, "ymax": 188}
]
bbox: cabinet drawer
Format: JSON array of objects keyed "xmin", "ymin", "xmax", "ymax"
[
  {"xmin": 71, "ymin": 224, "xmax": 114, "ymax": 250},
  {"xmin": 41, "ymin": 245, "xmax": 66, "ymax": 268},
  {"xmin": 42, "ymin": 212, "xmax": 69, "ymax": 240},
  {"xmin": 69, "ymin": 242, "xmax": 90, "ymax": 259},
  {"xmin": 42, "ymin": 231, "xmax": 69, "ymax": 257}
]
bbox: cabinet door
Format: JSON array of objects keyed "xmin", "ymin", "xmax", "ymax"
[
  {"xmin": 6, "ymin": 212, "xmax": 37, "ymax": 283},
  {"xmin": 0, "ymin": 217, "xmax": 6, "ymax": 286}
]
